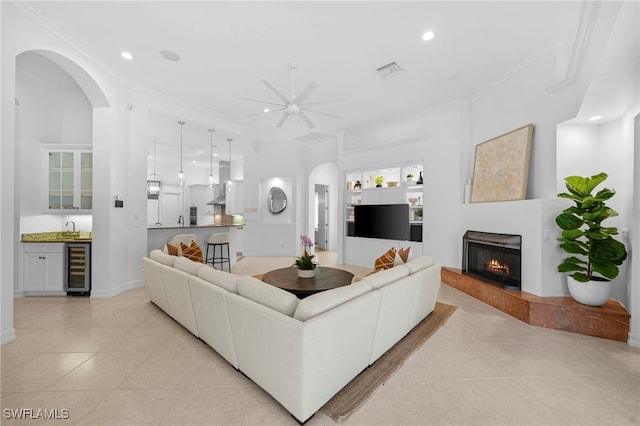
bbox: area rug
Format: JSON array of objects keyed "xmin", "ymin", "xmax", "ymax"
[{"xmin": 320, "ymin": 302, "xmax": 457, "ymax": 421}]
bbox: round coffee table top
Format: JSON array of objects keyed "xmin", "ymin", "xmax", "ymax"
[{"xmin": 262, "ymin": 266, "xmax": 355, "ymax": 298}]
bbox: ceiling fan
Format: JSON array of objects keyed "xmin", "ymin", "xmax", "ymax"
[{"xmin": 241, "ymin": 62, "xmax": 343, "ymax": 129}]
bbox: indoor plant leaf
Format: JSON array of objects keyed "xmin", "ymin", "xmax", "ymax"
[
  {"xmin": 555, "ymin": 213, "xmax": 583, "ymax": 230},
  {"xmin": 591, "ymin": 261, "xmax": 619, "ymax": 280}
]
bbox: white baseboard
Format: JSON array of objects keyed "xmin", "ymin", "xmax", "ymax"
[
  {"xmin": 90, "ymin": 281, "xmax": 144, "ymax": 298},
  {"xmin": 1, "ymin": 328, "xmax": 16, "ymax": 346},
  {"xmin": 628, "ymin": 333, "xmax": 640, "ymax": 348},
  {"xmin": 14, "ymin": 291, "xmax": 25, "ymax": 298}
]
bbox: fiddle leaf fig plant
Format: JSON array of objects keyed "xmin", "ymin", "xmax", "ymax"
[{"xmin": 555, "ymin": 172, "xmax": 627, "ymax": 282}]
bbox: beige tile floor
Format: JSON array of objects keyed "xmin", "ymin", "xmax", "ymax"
[{"xmin": 2, "ymin": 253, "xmax": 639, "ymax": 425}]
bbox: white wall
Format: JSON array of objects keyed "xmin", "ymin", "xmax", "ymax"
[
  {"xmin": 242, "ymin": 142, "xmax": 300, "ymax": 256},
  {"xmin": 16, "ymin": 52, "xmax": 93, "ymax": 237}
]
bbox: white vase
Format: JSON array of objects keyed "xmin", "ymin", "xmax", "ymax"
[
  {"xmin": 567, "ymin": 275, "xmax": 612, "ymax": 306},
  {"xmin": 297, "ymin": 268, "xmax": 315, "ymax": 278}
]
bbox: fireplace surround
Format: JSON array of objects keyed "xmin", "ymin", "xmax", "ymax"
[{"xmin": 462, "ymin": 230, "xmax": 522, "ymax": 290}]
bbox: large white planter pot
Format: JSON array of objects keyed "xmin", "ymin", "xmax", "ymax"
[
  {"xmin": 567, "ymin": 276, "xmax": 612, "ymax": 306},
  {"xmin": 297, "ymin": 268, "xmax": 315, "ymax": 278}
]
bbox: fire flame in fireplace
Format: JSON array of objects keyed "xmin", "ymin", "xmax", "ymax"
[{"xmin": 486, "ymin": 259, "xmax": 510, "ymax": 275}]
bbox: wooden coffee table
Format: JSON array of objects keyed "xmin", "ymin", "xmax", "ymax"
[{"xmin": 262, "ymin": 266, "xmax": 354, "ymax": 298}]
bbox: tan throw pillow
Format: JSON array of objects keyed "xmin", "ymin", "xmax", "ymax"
[
  {"xmin": 374, "ymin": 247, "xmax": 396, "ymax": 272},
  {"xmin": 398, "ymin": 247, "xmax": 411, "ymax": 263},
  {"xmin": 166, "ymin": 242, "xmax": 180, "ymax": 256},
  {"xmin": 180, "ymin": 241, "xmax": 204, "ymax": 264}
]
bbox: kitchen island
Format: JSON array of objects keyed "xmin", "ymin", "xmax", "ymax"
[{"xmin": 147, "ymin": 223, "xmax": 243, "ymax": 267}]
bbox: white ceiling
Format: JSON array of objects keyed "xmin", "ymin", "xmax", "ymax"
[{"xmin": 21, "ymin": 1, "xmax": 638, "ymax": 166}]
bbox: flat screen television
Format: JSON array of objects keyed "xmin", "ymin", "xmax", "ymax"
[{"xmin": 354, "ymin": 204, "xmax": 410, "ymax": 241}]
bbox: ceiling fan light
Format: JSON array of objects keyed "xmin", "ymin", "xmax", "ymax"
[{"xmin": 422, "ymin": 31, "xmax": 435, "ymax": 41}]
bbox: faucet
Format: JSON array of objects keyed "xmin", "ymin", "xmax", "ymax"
[
  {"xmin": 178, "ymin": 215, "xmax": 184, "ymax": 227},
  {"xmin": 66, "ymin": 220, "xmax": 76, "ymax": 233}
]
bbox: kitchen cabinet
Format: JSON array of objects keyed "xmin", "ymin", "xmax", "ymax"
[
  {"xmin": 45, "ymin": 149, "xmax": 92, "ymax": 212},
  {"xmin": 23, "ymin": 243, "xmax": 64, "ymax": 293}
]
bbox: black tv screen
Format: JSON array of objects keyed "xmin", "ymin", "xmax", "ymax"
[{"xmin": 354, "ymin": 204, "xmax": 410, "ymax": 241}]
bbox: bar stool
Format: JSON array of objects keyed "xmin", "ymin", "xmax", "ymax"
[{"xmin": 206, "ymin": 233, "xmax": 231, "ymax": 272}]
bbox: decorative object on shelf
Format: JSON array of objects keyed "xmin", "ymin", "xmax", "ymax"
[
  {"xmin": 555, "ymin": 172, "xmax": 628, "ymax": 306},
  {"xmin": 375, "ymin": 175, "xmax": 384, "ymax": 187},
  {"xmin": 464, "ymin": 178, "xmax": 472, "ymax": 203},
  {"xmin": 406, "ymin": 173, "xmax": 415, "ymax": 182},
  {"xmin": 294, "ymin": 235, "xmax": 317, "ymax": 277},
  {"xmin": 354, "ymin": 181, "xmax": 362, "ymax": 190},
  {"xmin": 408, "ymin": 197, "xmax": 418, "ymax": 206},
  {"xmin": 387, "ymin": 181, "xmax": 399, "ymax": 187},
  {"xmin": 417, "ymin": 171, "xmax": 423, "ymax": 184},
  {"xmin": 471, "ymin": 124, "xmax": 533, "ymax": 202},
  {"xmin": 415, "ymin": 208, "xmax": 423, "ymax": 220}
]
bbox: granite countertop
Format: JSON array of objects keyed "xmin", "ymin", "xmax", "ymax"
[
  {"xmin": 148, "ymin": 224, "xmax": 243, "ymax": 230},
  {"xmin": 22, "ymin": 231, "xmax": 93, "ymax": 243}
]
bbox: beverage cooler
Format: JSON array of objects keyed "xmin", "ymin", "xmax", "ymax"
[{"xmin": 64, "ymin": 243, "xmax": 91, "ymax": 295}]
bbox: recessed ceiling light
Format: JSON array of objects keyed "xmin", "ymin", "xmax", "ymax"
[
  {"xmin": 192, "ymin": 160, "xmax": 197, "ymax": 164},
  {"xmin": 120, "ymin": 51, "xmax": 133, "ymax": 60},
  {"xmin": 264, "ymin": 108, "xmax": 270, "ymax": 113},
  {"xmin": 422, "ymin": 31, "xmax": 435, "ymax": 41},
  {"xmin": 588, "ymin": 115, "xmax": 603, "ymax": 121},
  {"xmin": 213, "ymin": 153, "xmax": 218, "ymax": 157},
  {"xmin": 160, "ymin": 50, "xmax": 180, "ymax": 62}
]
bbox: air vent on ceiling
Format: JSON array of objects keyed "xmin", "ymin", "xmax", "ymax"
[{"xmin": 376, "ymin": 61, "xmax": 404, "ymax": 79}]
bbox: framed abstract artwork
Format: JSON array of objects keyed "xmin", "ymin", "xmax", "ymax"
[{"xmin": 470, "ymin": 124, "xmax": 533, "ymax": 203}]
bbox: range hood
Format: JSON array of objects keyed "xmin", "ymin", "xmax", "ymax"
[{"xmin": 206, "ymin": 161, "xmax": 229, "ymax": 205}]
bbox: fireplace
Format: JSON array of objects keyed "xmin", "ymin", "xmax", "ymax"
[{"xmin": 462, "ymin": 230, "xmax": 522, "ymax": 290}]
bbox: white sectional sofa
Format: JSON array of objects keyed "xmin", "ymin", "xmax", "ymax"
[{"xmin": 143, "ymin": 250, "xmax": 441, "ymax": 422}]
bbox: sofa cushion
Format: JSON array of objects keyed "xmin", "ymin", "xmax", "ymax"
[
  {"xmin": 150, "ymin": 249, "xmax": 176, "ymax": 267},
  {"xmin": 363, "ymin": 265, "xmax": 410, "ymax": 289},
  {"xmin": 293, "ymin": 281, "xmax": 372, "ymax": 321},
  {"xmin": 405, "ymin": 256, "xmax": 435, "ymax": 274},
  {"xmin": 374, "ymin": 247, "xmax": 396, "ymax": 271},
  {"xmin": 197, "ymin": 266, "xmax": 238, "ymax": 293},
  {"xmin": 174, "ymin": 255, "xmax": 203, "ymax": 276},
  {"xmin": 180, "ymin": 241, "xmax": 204, "ymax": 263},
  {"xmin": 237, "ymin": 276, "xmax": 299, "ymax": 316}
]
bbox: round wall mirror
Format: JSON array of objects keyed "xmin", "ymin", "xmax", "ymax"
[{"xmin": 268, "ymin": 186, "xmax": 287, "ymax": 214}]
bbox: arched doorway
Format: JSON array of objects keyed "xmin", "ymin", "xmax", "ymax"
[{"xmin": 308, "ymin": 163, "xmax": 338, "ymax": 251}]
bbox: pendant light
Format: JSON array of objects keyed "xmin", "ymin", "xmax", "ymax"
[
  {"xmin": 208, "ymin": 129, "xmax": 215, "ymax": 186},
  {"xmin": 146, "ymin": 136, "xmax": 162, "ymax": 199},
  {"xmin": 227, "ymin": 138, "xmax": 233, "ymax": 186},
  {"xmin": 177, "ymin": 121, "xmax": 185, "ymax": 181}
]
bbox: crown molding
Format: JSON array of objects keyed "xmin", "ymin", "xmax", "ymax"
[{"xmin": 546, "ymin": 1, "xmax": 601, "ymax": 92}]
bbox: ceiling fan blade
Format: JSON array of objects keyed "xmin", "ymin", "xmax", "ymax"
[
  {"xmin": 247, "ymin": 107, "xmax": 286, "ymax": 117},
  {"xmin": 260, "ymin": 79, "xmax": 290, "ymax": 104},
  {"xmin": 275, "ymin": 112, "xmax": 291, "ymax": 128},
  {"xmin": 238, "ymin": 97, "xmax": 286, "ymax": 107},
  {"xmin": 299, "ymin": 99, "xmax": 348, "ymax": 106},
  {"xmin": 293, "ymin": 81, "xmax": 320, "ymax": 105},
  {"xmin": 301, "ymin": 108, "xmax": 342, "ymax": 120},
  {"xmin": 297, "ymin": 111, "xmax": 316, "ymax": 129}
]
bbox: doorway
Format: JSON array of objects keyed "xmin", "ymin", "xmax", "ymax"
[{"xmin": 315, "ymin": 184, "xmax": 328, "ymax": 250}]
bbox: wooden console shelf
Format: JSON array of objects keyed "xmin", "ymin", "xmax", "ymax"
[{"xmin": 441, "ymin": 267, "xmax": 630, "ymax": 342}]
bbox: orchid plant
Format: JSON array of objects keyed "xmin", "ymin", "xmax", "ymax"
[{"xmin": 294, "ymin": 235, "xmax": 317, "ymax": 270}]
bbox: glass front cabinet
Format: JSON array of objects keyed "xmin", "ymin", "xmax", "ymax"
[{"xmin": 46, "ymin": 149, "xmax": 93, "ymax": 212}]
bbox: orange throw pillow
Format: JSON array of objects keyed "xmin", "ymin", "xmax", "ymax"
[
  {"xmin": 180, "ymin": 241, "xmax": 204, "ymax": 263},
  {"xmin": 166, "ymin": 242, "xmax": 180, "ymax": 256},
  {"xmin": 374, "ymin": 247, "xmax": 396, "ymax": 272},
  {"xmin": 398, "ymin": 247, "xmax": 411, "ymax": 263}
]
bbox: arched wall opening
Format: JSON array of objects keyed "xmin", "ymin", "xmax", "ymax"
[{"xmin": 308, "ymin": 163, "xmax": 338, "ymax": 252}]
